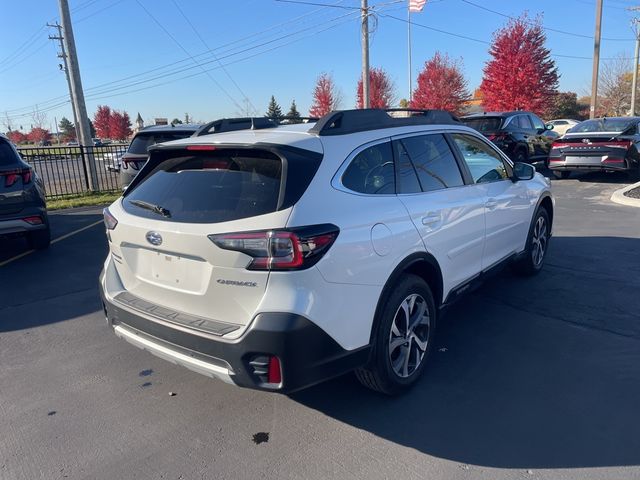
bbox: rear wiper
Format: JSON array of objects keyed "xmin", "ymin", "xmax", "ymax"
[{"xmin": 129, "ymin": 199, "xmax": 171, "ymax": 218}]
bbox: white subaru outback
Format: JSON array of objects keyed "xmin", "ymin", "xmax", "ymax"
[{"xmin": 100, "ymin": 109, "xmax": 553, "ymax": 395}]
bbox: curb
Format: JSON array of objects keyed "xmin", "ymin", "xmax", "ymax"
[{"xmin": 611, "ymin": 181, "xmax": 640, "ymax": 207}]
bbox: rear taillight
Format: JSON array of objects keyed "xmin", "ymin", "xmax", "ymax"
[
  {"xmin": 103, "ymin": 207, "xmax": 118, "ymax": 230},
  {"xmin": 603, "ymin": 158, "xmax": 626, "ymax": 164},
  {"xmin": 22, "ymin": 215, "xmax": 42, "ymax": 225},
  {"xmin": 3, "ymin": 168, "xmax": 31, "ymax": 187},
  {"xmin": 209, "ymin": 224, "xmax": 339, "ymax": 271}
]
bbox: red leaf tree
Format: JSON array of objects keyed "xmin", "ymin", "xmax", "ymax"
[
  {"xmin": 479, "ymin": 15, "xmax": 559, "ymax": 115},
  {"xmin": 6, "ymin": 131, "xmax": 27, "ymax": 145},
  {"xmin": 309, "ymin": 73, "xmax": 340, "ymax": 117},
  {"xmin": 27, "ymin": 127, "xmax": 51, "ymax": 144},
  {"xmin": 109, "ymin": 110, "xmax": 132, "ymax": 140},
  {"xmin": 356, "ymin": 67, "xmax": 396, "ymax": 109},
  {"xmin": 411, "ymin": 52, "xmax": 470, "ymax": 116},
  {"xmin": 93, "ymin": 105, "xmax": 112, "ymax": 138}
]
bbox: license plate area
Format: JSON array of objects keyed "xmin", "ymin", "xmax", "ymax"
[{"xmin": 151, "ymin": 251, "xmax": 187, "ymax": 287}]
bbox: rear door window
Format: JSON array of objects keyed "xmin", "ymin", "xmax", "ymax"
[
  {"xmin": 128, "ymin": 131, "xmax": 194, "ymax": 155},
  {"xmin": 342, "ymin": 142, "xmax": 395, "ymax": 194},
  {"xmin": 0, "ymin": 140, "xmax": 20, "ymax": 167},
  {"xmin": 123, "ymin": 149, "xmax": 282, "ymax": 223},
  {"xmin": 516, "ymin": 115, "xmax": 533, "ymax": 129},
  {"xmin": 530, "ymin": 115, "xmax": 545, "ymax": 131},
  {"xmin": 395, "ymin": 134, "xmax": 464, "ymax": 193}
]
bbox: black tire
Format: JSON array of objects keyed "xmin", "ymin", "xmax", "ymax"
[
  {"xmin": 553, "ymin": 170, "xmax": 571, "ymax": 179},
  {"xmin": 513, "ymin": 207, "xmax": 550, "ymax": 276},
  {"xmin": 28, "ymin": 225, "xmax": 51, "ymax": 250},
  {"xmin": 355, "ymin": 274, "xmax": 437, "ymax": 395}
]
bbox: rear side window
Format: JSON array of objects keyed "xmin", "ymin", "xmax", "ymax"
[
  {"xmin": 462, "ymin": 117, "xmax": 503, "ymax": 132},
  {"xmin": 515, "ymin": 115, "xmax": 533, "ymax": 129},
  {"xmin": 342, "ymin": 142, "xmax": 395, "ymax": 194},
  {"xmin": 396, "ymin": 134, "xmax": 464, "ymax": 193},
  {"xmin": 530, "ymin": 115, "xmax": 545, "ymax": 131},
  {"xmin": 128, "ymin": 131, "xmax": 194, "ymax": 155},
  {"xmin": 0, "ymin": 140, "xmax": 20, "ymax": 167},
  {"xmin": 123, "ymin": 150, "xmax": 282, "ymax": 223}
]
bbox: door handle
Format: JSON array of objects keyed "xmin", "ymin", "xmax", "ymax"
[
  {"xmin": 421, "ymin": 213, "xmax": 441, "ymax": 226},
  {"xmin": 485, "ymin": 198, "xmax": 498, "ymax": 210}
]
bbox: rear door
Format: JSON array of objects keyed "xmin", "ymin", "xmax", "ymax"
[
  {"xmin": 107, "ymin": 146, "xmax": 311, "ymax": 328},
  {"xmin": 393, "ymin": 132, "xmax": 486, "ymax": 294},
  {"xmin": 529, "ymin": 114, "xmax": 550, "ymax": 159},
  {"xmin": 0, "ymin": 139, "xmax": 26, "ymax": 216}
]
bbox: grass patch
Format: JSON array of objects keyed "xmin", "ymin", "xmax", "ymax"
[{"xmin": 47, "ymin": 191, "xmax": 121, "ymax": 210}]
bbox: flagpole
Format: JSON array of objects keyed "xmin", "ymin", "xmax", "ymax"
[{"xmin": 408, "ymin": 2, "xmax": 412, "ymax": 103}]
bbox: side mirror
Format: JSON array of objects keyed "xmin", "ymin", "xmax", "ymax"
[
  {"xmin": 512, "ymin": 162, "xmax": 535, "ymax": 182},
  {"xmin": 545, "ymin": 123, "xmax": 554, "ymax": 130}
]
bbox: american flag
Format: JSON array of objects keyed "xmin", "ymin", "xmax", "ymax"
[{"xmin": 409, "ymin": 0, "xmax": 427, "ymax": 12}]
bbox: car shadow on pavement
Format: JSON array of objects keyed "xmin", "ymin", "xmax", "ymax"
[
  {"xmin": 0, "ymin": 212, "xmax": 107, "ymax": 332},
  {"xmin": 292, "ymin": 236, "xmax": 640, "ymax": 469}
]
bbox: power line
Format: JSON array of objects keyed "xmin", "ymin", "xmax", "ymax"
[
  {"xmin": 460, "ymin": 0, "xmax": 634, "ymax": 42},
  {"xmin": 170, "ymin": 0, "xmax": 258, "ymax": 115},
  {"xmin": 5, "ymin": 1, "xmax": 357, "ymax": 117}
]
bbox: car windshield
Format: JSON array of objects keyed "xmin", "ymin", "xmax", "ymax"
[
  {"xmin": 128, "ymin": 131, "xmax": 194, "ymax": 155},
  {"xmin": 461, "ymin": 117, "xmax": 503, "ymax": 132},
  {"xmin": 570, "ymin": 118, "xmax": 637, "ymax": 134}
]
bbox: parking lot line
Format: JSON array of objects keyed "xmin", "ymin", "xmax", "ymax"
[{"xmin": 0, "ymin": 219, "xmax": 104, "ymax": 268}]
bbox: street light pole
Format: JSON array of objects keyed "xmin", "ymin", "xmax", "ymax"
[{"xmin": 630, "ymin": 9, "xmax": 640, "ymax": 116}]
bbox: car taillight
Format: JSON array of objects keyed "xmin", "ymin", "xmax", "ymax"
[
  {"xmin": 122, "ymin": 159, "xmax": 143, "ymax": 171},
  {"xmin": 103, "ymin": 207, "xmax": 118, "ymax": 230},
  {"xmin": 209, "ymin": 224, "xmax": 339, "ymax": 271},
  {"xmin": 3, "ymin": 168, "xmax": 31, "ymax": 187},
  {"xmin": 487, "ymin": 133, "xmax": 508, "ymax": 142},
  {"xmin": 603, "ymin": 158, "xmax": 626, "ymax": 164},
  {"xmin": 22, "ymin": 215, "xmax": 42, "ymax": 225}
]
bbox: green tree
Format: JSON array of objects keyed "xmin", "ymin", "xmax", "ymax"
[
  {"xmin": 286, "ymin": 100, "xmax": 302, "ymax": 123},
  {"xmin": 265, "ymin": 95, "xmax": 283, "ymax": 119},
  {"xmin": 171, "ymin": 118, "xmax": 183, "ymax": 125},
  {"xmin": 58, "ymin": 116, "xmax": 76, "ymax": 141},
  {"xmin": 544, "ymin": 92, "xmax": 584, "ymax": 120},
  {"xmin": 399, "ymin": 98, "xmax": 409, "ymax": 108}
]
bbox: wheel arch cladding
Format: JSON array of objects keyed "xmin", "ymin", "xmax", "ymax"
[
  {"xmin": 369, "ymin": 252, "xmax": 443, "ymax": 344},
  {"xmin": 538, "ymin": 195, "xmax": 554, "ymax": 229}
]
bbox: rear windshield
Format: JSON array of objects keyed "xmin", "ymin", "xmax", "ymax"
[
  {"xmin": 128, "ymin": 131, "xmax": 195, "ymax": 155},
  {"xmin": 123, "ymin": 150, "xmax": 282, "ymax": 223},
  {"xmin": 570, "ymin": 118, "xmax": 637, "ymax": 134},
  {"xmin": 461, "ymin": 117, "xmax": 503, "ymax": 132},
  {"xmin": 0, "ymin": 140, "xmax": 19, "ymax": 167}
]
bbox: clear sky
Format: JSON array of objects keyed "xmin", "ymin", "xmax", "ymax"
[{"xmin": 1, "ymin": 0, "xmax": 638, "ymax": 131}]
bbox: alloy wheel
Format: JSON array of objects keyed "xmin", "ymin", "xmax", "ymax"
[
  {"xmin": 388, "ymin": 294, "xmax": 431, "ymax": 378},
  {"xmin": 531, "ymin": 215, "xmax": 548, "ymax": 267}
]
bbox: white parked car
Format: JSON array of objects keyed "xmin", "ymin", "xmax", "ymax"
[
  {"xmin": 547, "ymin": 118, "xmax": 580, "ymax": 136},
  {"xmin": 100, "ymin": 109, "xmax": 554, "ymax": 394}
]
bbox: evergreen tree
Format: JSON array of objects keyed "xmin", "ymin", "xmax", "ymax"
[
  {"xmin": 286, "ymin": 100, "xmax": 302, "ymax": 123},
  {"xmin": 265, "ymin": 96, "xmax": 283, "ymax": 119},
  {"xmin": 58, "ymin": 117, "xmax": 76, "ymax": 141}
]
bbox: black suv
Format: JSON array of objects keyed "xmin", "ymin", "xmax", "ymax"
[
  {"xmin": 462, "ymin": 111, "xmax": 554, "ymax": 165},
  {"xmin": 0, "ymin": 134, "xmax": 50, "ymax": 249}
]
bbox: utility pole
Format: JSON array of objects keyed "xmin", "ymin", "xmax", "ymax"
[
  {"xmin": 58, "ymin": 0, "xmax": 98, "ymax": 190},
  {"xmin": 361, "ymin": 0, "xmax": 370, "ymax": 109},
  {"xmin": 48, "ymin": 22, "xmax": 80, "ymax": 142},
  {"xmin": 590, "ymin": 0, "xmax": 603, "ymax": 119},
  {"xmin": 630, "ymin": 8, "xmax": 640, "ymax": 116}
]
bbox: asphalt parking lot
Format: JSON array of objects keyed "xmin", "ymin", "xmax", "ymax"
[{"xmin": 1, "ymin": 172, "xmax": 640, "ymax": 480}]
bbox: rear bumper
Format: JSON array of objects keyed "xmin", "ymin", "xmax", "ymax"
[
  {"xmin": 99, "ymin": 270, "xmax": 370, "ymax": 393},
  {"xmin": 548, "ymin": 157, "xmax": 635, "ymax": 172},
  {"xmin": 0, "ymin": 207, "xmax": 48, "ymax": 235}
]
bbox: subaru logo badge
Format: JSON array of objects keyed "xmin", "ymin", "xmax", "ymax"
[{"xmin": 146, "ymin": 231, "xmax": 163, "ymax": 246}]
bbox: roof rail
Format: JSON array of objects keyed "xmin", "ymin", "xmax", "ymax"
[
  {"xmin": 308, "ymin": 108, "xmax": 461, "ymax": 136},
  {"xmin": 194, "ymin": 115, "xmax": 320, "ymax": 137}
]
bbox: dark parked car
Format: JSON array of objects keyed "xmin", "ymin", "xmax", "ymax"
[
  {"xmin": 548, "ymin": 117, "xmax": 640, "ymax": 180},
  {"xmin": 461, "ymin": 111, "xmax": 553, "ymax": 165},
  {"xmin": 0, "ymin": 134, "xmax": 50, "ymax": 249},
  {"xmin": 119, "ymin": 124, "xmax": 202, "ymax": 188}
]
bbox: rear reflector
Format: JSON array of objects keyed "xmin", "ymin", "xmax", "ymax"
[
  {"xmin": 22, "ymin": 216, "xmax": 42, "ymax": 225},
  {"xmin": 603, "ymin": 158, "xmax": 625, "ymax": 164},
  {"xmin": 267, "ymin": 356, "xmax": 282, "ymax": 384},
  {"xmin": 186, "ymin": 145, "xmax": 217, "ymax": 151}
]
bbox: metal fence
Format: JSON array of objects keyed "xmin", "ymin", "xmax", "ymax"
[{"xmin": 17, "ymin": 144, "xmax": 129, "ymax": 199}]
